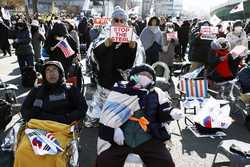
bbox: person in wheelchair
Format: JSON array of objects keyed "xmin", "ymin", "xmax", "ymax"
[
  {"xmin": 207, "ymin": 37, "xmax": 242, "ymax": 83},
  {"xmin": 14, "ymin": 61, "xmax": 88, "ymax": 167},
  {"xmin": 96, "ymin": 64, "xmax": 183, "ymax": 167}
]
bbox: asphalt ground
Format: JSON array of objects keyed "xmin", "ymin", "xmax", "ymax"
[{"xmin": 0, "ymin": 53, "xmax": 250, "ymax": 167}]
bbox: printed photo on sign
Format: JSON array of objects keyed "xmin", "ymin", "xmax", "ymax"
[
  {"xmin": 200, "ymin": 26, "xmax": 218, "ymax": 40},
  {"xmin": 110, "ymin": 26, "xmax": 133, "ymax": 43},
  {"xmin": 166, "ymin": 32, "xmax": 177, "ymax": 40}
]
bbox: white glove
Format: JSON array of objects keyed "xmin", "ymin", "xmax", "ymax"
[
  {"xmin": 170, "ymin": 108, "xmax": 184, "ymax": 120},
  {"xmin": 113, "ymin": 128, "xmax": 125, "ymax": 146}
]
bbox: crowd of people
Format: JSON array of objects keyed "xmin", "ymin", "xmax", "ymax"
[{"xmin": 0, "ymin": 4, "xmax": 250, "ymax": 167}]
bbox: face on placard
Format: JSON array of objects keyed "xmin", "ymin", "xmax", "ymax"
[
  {"xmin": 45, "ymin": 65, "xmax": 60, "ymax": 84},
  {"xmin": 112, "ymin": 17, "xmax": 126, "ymax": 26}
]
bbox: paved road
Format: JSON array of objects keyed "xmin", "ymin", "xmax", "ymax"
[{"xmin": 1, "ymin": 54, "xmax": 250, "ymax": 167}]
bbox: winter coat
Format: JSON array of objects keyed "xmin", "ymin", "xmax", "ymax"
[
  {"xmin": 13, "ymin": 28, "xmax": 34, "ymax": 56},
  {"xmin": 99, "ymin": 84, "xmax": 174, "ymax": 147},
  {"xmin": 140, "ymin": 27, "xmax": 163, "ymax": 65},
  {"xmin": 226, "ymin": 31, "xmax": 248, "ymax": 50},
  {"xmin": 188, "ymin": 31, "xmax": 212, "ymax": 64},
  {"xmin": 32, "ymin": 31, "xmax": 45, "ymax": 61},
  {"xmin": 207, "ymin": 49, "xmax": 240, "ymax": 82},
  {"xmin": 178, "ymin": 21, "xmax": 190, "ymax": 44},
  {"xmin": 238, "ymin": 66, "xmax": 250, "ymax": 94},
  {"xmin": 69, "ymin": 30, "xmax": 80, "ymax": 53},
  {"xmin": 0, "ymin": 20, "xmax": 10, "ymax": 48},
  {"xmin": 93, "ymin": 42, "xmax": 137, "ymax": 89},
  {"xmin": 21, "ymin": 61, "xmax": 87, "ymax": 124},
  {"xmin": 159, "ymin": 31, "xmax": 178, "ymax": 67}
]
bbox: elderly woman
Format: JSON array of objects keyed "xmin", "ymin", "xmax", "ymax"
[
  {"xmin": 14, "ymin": 61, "xmax": 87, "ymax": 167},
  {"xmin": 140, "ymin": 16, "xmax": 163, "ymax": 65}
]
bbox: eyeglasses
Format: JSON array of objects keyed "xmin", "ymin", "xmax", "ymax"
[{"xmin": 114, "ymin": 18, "xmax": 124, "ymax": 23}]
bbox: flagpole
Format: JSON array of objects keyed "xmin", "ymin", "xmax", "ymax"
[{"xmin": 242, "ymin": 0, "xmax": 246, "ymax": 22}]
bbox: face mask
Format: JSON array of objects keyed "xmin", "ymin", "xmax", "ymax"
[
  {"xmin": 168, "ymin": 28, "xmax": 174, "ymax": 32},
  {"xmin": 234, "ymin": 26, "xmax": 242, "ymax": 33},
  {"xmin": 149, "ymin": 26, "xmax": 159, "ymax": 34},
  {"xmin": 55, "ymin": 36, "xmax": 64, "ymax": 41},
  {"xmin": 137, "ymin": 74, "xmax": 153, "ymax": 88}
]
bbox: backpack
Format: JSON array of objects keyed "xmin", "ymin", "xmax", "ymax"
[{"xmin": 22, "ymin": 66, "xmax": 37, "ymax": 87}]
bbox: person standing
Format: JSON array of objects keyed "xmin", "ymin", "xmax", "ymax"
[
  {"xmin": 140, "ymin": 16, "xmax": 163, "ymax": 65},
  {"xmin": 13, "ymin": 20, "xmax": 34, "ymax": 74},
  {"xmin": 84, "ymin": 6, "xmax": 145, "ymax": 127},
  {"xmin": 30, "ymin": 20, "xmax": 45, "ymax": 62}
]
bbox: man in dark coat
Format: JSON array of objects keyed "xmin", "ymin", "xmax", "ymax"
[
  {"xmin": 0, "ymin": 17, "xmax": 11, "ymax": 56},
  {"xmin": 21, "ymin": 61, "xmax": 87, "ymax": 124}
]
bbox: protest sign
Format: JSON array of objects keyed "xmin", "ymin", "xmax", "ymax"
[
  {"xmin": 110, "ymin": 26, "xmax": 133, "ymax": 43},
  {"xmin": 166, "ymin": 31, "xmax": 178, "ymax": 40},
  {"xmin": 200, "ymin": 26, "xmax": 218, "ymax": 40},
  {"xmin": 230, "ymin": 45, "xmax": 248, "ymax": 59},
  {"xmin": 94, "ymin": 18, "xmax": 110, "ymax": 26}
]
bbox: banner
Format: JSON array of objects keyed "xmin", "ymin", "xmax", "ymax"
[
  {"xmin": 200, "ymin": 26, "xmax": 218, "ymax": 40},
  {"xmin": 110, "ymin": 26, "xmax": 133, "ymax": 43}
]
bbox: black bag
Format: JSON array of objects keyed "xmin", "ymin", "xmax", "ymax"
[
  {"xmin": 22, "ymin": 66, "xmax": 37, "ymax": 87},
  {"xmin": 195, "ymin": 123, "xmax": 222, "ymax": 135},
  {"xmin": 0, "ymin": 99, "xmax": 12, "ymax": 130}
]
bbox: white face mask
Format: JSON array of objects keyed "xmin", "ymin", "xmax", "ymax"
[
  {"xmin": 137, "ymin": 75, "xmax": 153, "ymax": 88},
  {"xmin": 234, "ymin": 26, "xmax": 242, "ymax": 33},
  {"xmin": 168, "ymin": 28, "xmax": 174, "ymax": 32},
  {"xmin": 55, "ymin": 36, "xmax": 64, "ymax": 41},
  {"xmin": 149, "ymin": 26, "xmax": 159, "ymax": 34}
]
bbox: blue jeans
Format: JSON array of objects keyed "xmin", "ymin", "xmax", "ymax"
[{"xmin": 17, "ymin": 54, "xmax": 34, "ymax": 74}]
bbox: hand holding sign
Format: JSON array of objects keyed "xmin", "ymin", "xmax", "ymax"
[
  {"xmin": 230, "ymin": 45, "xmax": 248, "ymax": 59},
  {"xmin": 110, "ymin": 26, "xmax": 133, "ymax": 43},
  {"xmin": 104, "ymin": 38, "xmax": 113, "ymax": 47}
]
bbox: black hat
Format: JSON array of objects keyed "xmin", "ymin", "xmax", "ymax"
[
  {"xmin": 233, "ymin": 20, "xmax": 243, "ymax": 28},
  {"xmin": 52, "ymin": 22, "xmax": 68, "ymax": 37},
  {"xmin": 128, "ymin": 64, "xmax": 156, "ymax": 82}
]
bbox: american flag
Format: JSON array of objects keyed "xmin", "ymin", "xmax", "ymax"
[{"xmin": 56, "ymin": 39, "xmax": 75, "ymax": 58}]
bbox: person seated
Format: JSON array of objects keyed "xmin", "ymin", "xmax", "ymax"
[
  {"xmin": 207, "ymin": 37, "xmax": 242, "ymax": 83},
  {"xmin": 14, "ymin": 61, "xmax": 88, "ymax": 167},
  {"xmin": 96, "ymin": 64, "xmax": 183, "ymax": 167}
]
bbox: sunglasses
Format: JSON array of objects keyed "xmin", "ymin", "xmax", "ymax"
[{"xmin": 114, "ymin": 18, "xmax": 124, "ymax": 23}]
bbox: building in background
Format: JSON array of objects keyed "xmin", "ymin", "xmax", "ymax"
[{"xmin": 154, "ymin": 0, "xmax": 183, "ymax": 17}]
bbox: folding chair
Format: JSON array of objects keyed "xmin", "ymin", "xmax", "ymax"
[{"xmin": 178, "ymin": 77, "xmax": 227, "ymax": 138}]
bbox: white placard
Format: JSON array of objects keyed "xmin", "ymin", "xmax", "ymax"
[
  {"xmin": 200, "ymin": 26, "xmax": 218, "ymax": 40},
  {"xmin": 166, "ymin": 31, "xmax": 177, "ymax": 40},
  {"xmin": 110, "ymin": 26, "xmax": 133, "ymax": 43},
  {"xmin": 230, "ymin": 45, "xmax": 248, "ymax": 59}
]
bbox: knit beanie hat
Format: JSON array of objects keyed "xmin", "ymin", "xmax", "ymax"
[{"xmin": 112, "ymin": 6, "xmax": 128, "ymax": 21}]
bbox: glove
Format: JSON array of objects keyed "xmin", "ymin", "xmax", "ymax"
[
  {"xmin": 104, "ymin": 38, "xmax": 113, "ymax": 47},
  {"xmin": 113, "ymin": 128, "xmax": 124, "ymax": 146},
  {"xmin": 128, "ymin": 41, "xmax": 136, "ymax": 48},
  {"xmin": 170, "ymin": 108, "xmax": 184, "ymax": 120}
]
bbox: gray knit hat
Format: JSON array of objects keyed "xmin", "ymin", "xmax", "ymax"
[{"xmin": 112, "ymin": 6, "xmax": 128, "ymax": 21}]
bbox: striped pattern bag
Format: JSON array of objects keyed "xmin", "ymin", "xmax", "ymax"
[{"xmin": 179, "ymin": 78, "xmax": 208, "ymax": 98}]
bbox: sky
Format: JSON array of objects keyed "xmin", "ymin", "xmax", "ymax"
[{"xmin": 183, "ymin": 0, "xmax": 228, "ymax": 12}]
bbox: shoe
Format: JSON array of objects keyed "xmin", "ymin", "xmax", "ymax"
[{"xmin": 83, "ymin": 116, "xmax": 99, "ymax": 128}]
